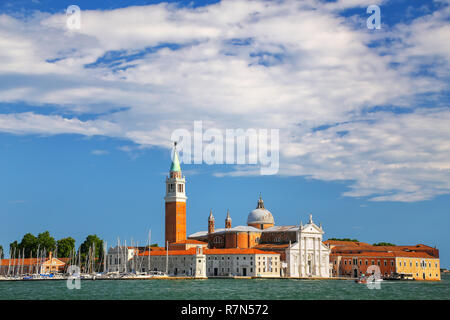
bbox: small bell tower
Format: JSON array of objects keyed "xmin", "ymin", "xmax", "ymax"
[
  {"xmin": 208, "ymin": 210, "xmax": 215, "ymax": 234},
  {"xmin": 225, "ymin": 210, "xmax": 232, "ymax": 229}
]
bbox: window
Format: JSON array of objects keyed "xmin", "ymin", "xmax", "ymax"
[{"xmin": 384, "ymin": 260, "xmax": 387, "ymax": 266}]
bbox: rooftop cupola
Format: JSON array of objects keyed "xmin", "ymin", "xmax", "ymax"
[{"xmin": 247, "ymin": 195, "xmax": 274, "ymax": 230}]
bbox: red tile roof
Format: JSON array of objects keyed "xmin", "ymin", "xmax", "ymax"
[
  {"xmin": 205, "ymin": 248, "xmax": 279, "ymax": 255},
  {"xmin": 138, "ymin": 248, "xmax": 280, "ymax": 256},
  {"xmin": 1, "ymin": 258, "xmax": 46, "ymax": 266},
  {"xmin": 324, "ymin": 240, "xmax": 371, "ymax": 247},
  {"xmin": 171, "ymin": 240, "xmax": 207, "ymax": 245},
  {"xmin": 254, "ymin": 244, "xmax": 290, "ymax": 249},
  {"xmin": 331, "ymin": 249, "xmax": 437, "ymax": 259}
]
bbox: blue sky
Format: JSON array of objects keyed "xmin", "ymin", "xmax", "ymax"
[{"xmin": 0, "ymin": 0, "xmax": 449, "ymax": 267}]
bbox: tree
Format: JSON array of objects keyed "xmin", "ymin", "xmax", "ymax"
[
  {"xmin": 9, "ymin": 241, "xmax": 19, "ymax": 257},
  {"xmin": 37, "ymin": 231, "xmax": 56, "ymax": 254},
  {"xmin": 19, "ymin": 233, "xmax": 38, "ymax": 257},
  {"xmin": 80, "ymin": 235, "xmax": 104, "ymax": 259},
  {"xmin": 327, "ymin": 238, "xmax": 359, "ymax": 242},
  {"xmin": 373, "ymin": 242, "xmax": 395, "ymax": 246},
  {"xmin": 0, "ymin": 245, "xmax": 4, "ymax": 259},
  {"xmin": 57, "ymin": 237, "xmax": 76, "ymax": 258}
]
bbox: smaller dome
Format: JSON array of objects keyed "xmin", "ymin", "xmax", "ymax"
[{"xmin": 247, "ymin": 196, "xmax": 274, "ymax": 225}]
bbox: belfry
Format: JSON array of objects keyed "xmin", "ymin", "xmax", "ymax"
[{"xmin": 165, "ymin": 142, "xmax": 187, "ymax": 245}]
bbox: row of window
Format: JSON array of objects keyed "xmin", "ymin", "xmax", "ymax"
[
  {"xmin": 398, "ymin": 260, "xmax": 438, "ymax": 268},
  {"xmin": 339, "ymin": 259, "xmax": 394, "ymax": 267},
  {"xmin": 335, "ymin": 258, "xmax": 439, "ymax": 269},
  {"xmin": 206, "ymin": 267, "xmax": 279, "ymax": 274}
]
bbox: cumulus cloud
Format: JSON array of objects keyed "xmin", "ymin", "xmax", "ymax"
[{"xmin": 0, "ymin": 0, "xmax": 449, "ymax": 202}]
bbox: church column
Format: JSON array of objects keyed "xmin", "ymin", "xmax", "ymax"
[
  {"xmin": 319, "ymin": 237, "xmax": 322, "ymax": 277},
  {"xmin": 313, "ymin": 236, "xmax": 316, "ymax": 276},
  {"xmin": 304, "ymin": 237, "xmax": 307, "ymax": 276},
  {"xmin": 298, "ymin": 238, "xmax": 301, "ymax": 278}
]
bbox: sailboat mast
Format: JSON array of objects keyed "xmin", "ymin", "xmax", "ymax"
[
  {"xmin": 166, "ymin": 240, "xmax": 168, "ymax": 275},
  {"xmin": 148, "ymin": 230, "xmax": 151, "ymax": 274},
  {"xmin": 103, "ymin": 241, "xmax": 107, "ymax": 273},
  {"xmin": 117, "ymin": 238, "xmax": 120, "ymax": 273},
  {"xmin": 123, "ymin": 240, "xmax": 128, "ymax": 273}
]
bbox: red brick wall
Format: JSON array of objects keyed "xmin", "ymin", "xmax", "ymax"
[
  {"xmin": 331, "ymin": 255, "xmax": 396, "ymax": 278},
  {"xmin": 165, "ymin": 201, "xmax": 186, "ymax": 244}
]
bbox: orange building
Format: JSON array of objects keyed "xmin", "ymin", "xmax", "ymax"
[
  {"xmin": 327, "ymin": 240, "xmax": 441, "ymax": 281},
  {"xmin": 164, "ymin": 143, "xmax": 187, "ymax": 245}
]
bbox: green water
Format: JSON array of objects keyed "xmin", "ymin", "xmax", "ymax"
[{"xmin": 1, "ymin": 274, "xmax": 449, "ymax": 300}]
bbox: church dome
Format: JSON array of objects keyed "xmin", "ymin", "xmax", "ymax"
[{"xmin": 247, "ymin": 196, "xmax": 274, "ymax": 226}]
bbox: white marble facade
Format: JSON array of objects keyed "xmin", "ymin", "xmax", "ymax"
[{"xmin": 286, "ymin": 215, "xmax": 331, "ymax": 278}]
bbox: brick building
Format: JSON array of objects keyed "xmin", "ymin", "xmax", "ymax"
[{"xmin": 327, "ymin": 240, "xmax": 441, "ymax": 281}]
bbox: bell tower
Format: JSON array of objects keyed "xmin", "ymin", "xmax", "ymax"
[
  {"xmin": 225, "ymin": 210, "xmax": 232, "ymax": 229},
  {"xmin": 165, "ymin": 142, "xmax": 187, "ymax": 245},
  {"xmin": 208, "ymin": 210, "xmax": 215, "ymax": 234}
]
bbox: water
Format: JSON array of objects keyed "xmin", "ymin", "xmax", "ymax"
[{"xmin": 1, "ymin": 274, "xmax": 449, "ymax": 300}]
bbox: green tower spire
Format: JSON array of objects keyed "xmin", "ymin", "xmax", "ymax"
[{"xmin": 170, "ymin": 142, "xmax": 181, "ymax": 172}]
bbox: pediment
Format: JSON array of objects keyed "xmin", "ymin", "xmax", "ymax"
[{"xmin": 300, "ymin": 223, "xmax": 324, "ymax": 234}]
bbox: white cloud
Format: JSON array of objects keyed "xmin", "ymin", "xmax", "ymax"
[
  {"xmin": 91, "ymin": 149, "xmax": 109, "ymax": 155},
  {"xmin": 0, "ymin": 0, "xmax": 449, "ymax": 202}
]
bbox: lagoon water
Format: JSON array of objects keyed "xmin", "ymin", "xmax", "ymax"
[{"xmin": 1, "ymin": 274, "xmax": 449, "ymax": 300}]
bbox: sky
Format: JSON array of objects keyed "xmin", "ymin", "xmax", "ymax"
[{"xmin": 0, "ymin": 0, "xmax": 449, "ymax": 266}]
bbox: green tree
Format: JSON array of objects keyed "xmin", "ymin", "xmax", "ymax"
[
  {"xmin": 80, "ymin": 235, "xmax": 104, "ymax": 258},
  {"xmin": 80, "ymin": 235, "xmax": 104, "ymax": 272},
  {"xmin": 0, "ymin": 245, "xmax": 4, "ymax": 259},
  {"xmin": 57, "ymin": 237, "xmax": 76, "ymax": 258},
  {"xmin": 9, "ymin": 241, "xmax": 19, "ymax": 257},
  {"xmin": 19, "ymin": 233, "xmax": 38, "ymax": 257},
  {"xmin": 37, "ymin": 231, "xmax": 56, "ymax": 254},
  {"xmin": 373, "ymin": 242, "xmax": 395, "ymax": 246},
  {"xmin": 327, "ymin": 238, "xmax": 359, "ymax": 242}
]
